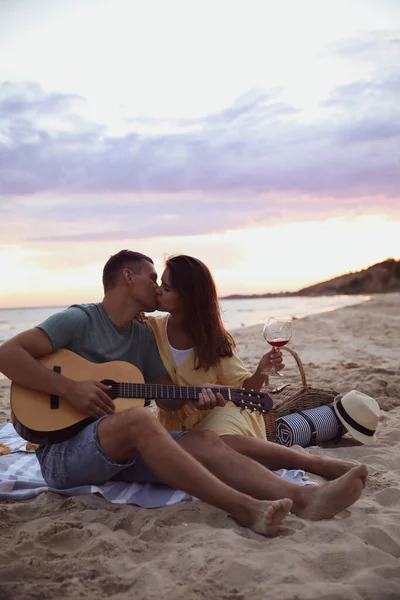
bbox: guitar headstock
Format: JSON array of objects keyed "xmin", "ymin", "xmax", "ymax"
[{"xmin": 230, "ymin": 388, "xmax": 273, "ymax": 414}]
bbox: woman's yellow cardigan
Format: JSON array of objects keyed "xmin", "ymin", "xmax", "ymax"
[{"xmin": 148, "ymin": 315, "xmax": 267, "ymax": 439}]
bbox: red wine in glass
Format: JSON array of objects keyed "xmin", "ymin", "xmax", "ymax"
[
  {"xmin": 262, "ymin": 317, "xmax": 292, "ymax": 377},
  {"xmin": 268, "ymin": 339, "xmax": 290, "ymax": 348}
]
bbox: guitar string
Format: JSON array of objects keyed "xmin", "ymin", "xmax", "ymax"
[{"xmin": 108, "ymin": 383, "xmax": 267, "ymax": 411}]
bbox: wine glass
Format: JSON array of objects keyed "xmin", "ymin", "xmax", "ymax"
[{"xmin": 262, "ymin": 317, "xmax": 292, "ymax": 377}]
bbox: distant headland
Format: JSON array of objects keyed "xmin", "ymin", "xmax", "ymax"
[{"xmin": 221, "ymin": 258, "xmax": 400, "ymax": 300}]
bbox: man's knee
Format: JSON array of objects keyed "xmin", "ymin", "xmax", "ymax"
[
  {"xmin": 104, "ymin": 407, "xmax": 158, "ymax": 440},
  {"xmin": 123, "ymin": 407, "xmax": 158, "ymax": 432},
  {"xmin": 99, "ymin": 407, "xmax": 160, "ymax": 455},
  {"xmin": 98, "ymin": 407, "xmax": 160, "ymax": 459}
]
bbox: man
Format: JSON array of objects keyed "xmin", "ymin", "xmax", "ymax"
[{"xmin": 0, "ymin": 250, "xmax": 367, "ymax": 534}]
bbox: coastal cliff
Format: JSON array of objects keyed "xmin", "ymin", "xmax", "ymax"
[{"xmin": 222, "ymin": 259, "xmax": 400, "ymax": 299}]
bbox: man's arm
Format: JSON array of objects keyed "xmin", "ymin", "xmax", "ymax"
[
  {"xmin": 0, "ymin": 328, "xmax": 115, "ymax": 418},
  {"xmin": 0, "ymin": 306, "xmax": 90, "ymax": 396},
  {"xmin": 0, "ymin": 328, "xmax": 75, "ymax": 396}
]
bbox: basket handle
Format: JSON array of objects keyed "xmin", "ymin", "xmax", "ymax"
[{"xmin": 282, "ymin": 346, "xmax": 308, "ymax": 388}]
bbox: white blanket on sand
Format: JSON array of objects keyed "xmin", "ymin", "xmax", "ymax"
[{"xmin": 0, "ymin": 423, "xmax": 316, "ymax": 507}]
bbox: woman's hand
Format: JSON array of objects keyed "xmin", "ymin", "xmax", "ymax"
[
  {"xmin": 135, "ymin": 312, "xmax": 148, "ymax": 324},
  {"xmin": 193, "ymin": 386, "xmax": 226, "ymax": 410},
  {"xmin": 256, "ymin": 348, "xmax": 285, "ymax": 374}
]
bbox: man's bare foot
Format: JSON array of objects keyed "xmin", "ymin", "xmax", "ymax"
[
  {"xmin": 252, "ymin": 498, "xmax": 293, "ymax": 535},
  {"xmin": 236, "ymin": 498, "xmax": 293, "ymax": 536},
  {"xmin": 292, "ymin": 464, "xmax": 367, "ymax": 520}
]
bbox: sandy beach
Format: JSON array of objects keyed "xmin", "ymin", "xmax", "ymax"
[{"xmin": 1, "ymin": 294, "xmax": 399, "ymax": 600}]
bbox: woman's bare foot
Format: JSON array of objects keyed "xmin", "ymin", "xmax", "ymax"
[
  {"xmin": 292, "ymin": 445, "xmax": 309, "ymax": 455},
  {"xmin": 292, "ymin": 464, "xmax": 367, "ymax": 520},
  {"xmin": 236, "ymin": 498, "xmax": 293, "ymax": 536},
  {"xmin": 291, "ymin": 446, "xmax": 358, "ymax": 480},
  {"xmin": 311, "ymin": 456, "xmax": 358, "ymax": 480}
]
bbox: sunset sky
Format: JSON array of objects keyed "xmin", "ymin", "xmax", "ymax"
[{"xmin": 0, "ymin": 0, "xmax": 399, "ymax": 308}]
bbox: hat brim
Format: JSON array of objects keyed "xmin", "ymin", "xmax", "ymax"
[{"xmin": 333, "ymin": 396, "xmax": 377, "ymax": 445}]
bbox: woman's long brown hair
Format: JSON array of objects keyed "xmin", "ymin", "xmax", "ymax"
[{"xmin": 166, "ymin": 255, "xmax": 234, "ymax": 371}]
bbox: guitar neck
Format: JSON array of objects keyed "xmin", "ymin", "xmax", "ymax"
[{"xmin": 114, "ymin": 383, "xmax": 231, "ymax": 401}]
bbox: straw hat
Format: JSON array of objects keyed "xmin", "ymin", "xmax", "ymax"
[{"xmin": 333, "ymin": 390, "xmax": 380, "ymax": 445}]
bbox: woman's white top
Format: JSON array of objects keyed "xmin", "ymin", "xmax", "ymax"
[{"xmin": 165, "ymin": 315, "xmax": 194, "ymax": 367}]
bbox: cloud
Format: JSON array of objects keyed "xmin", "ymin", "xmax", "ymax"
[
  {"xmin": 1, "ymin": 74, "xmax": 399, "ymax": 201},
  {"xmin": 1, "ymin": 189, "xmax": 396, "ymax": 251},
  {"xmin": 328, "ymin": 30, "xmax": 400, "ymax": 61},
  {"xmin": 0, "ymin": 195, "xmax": 269, "ymax": 243},
  {"xmin": 1, "ymin": 28, "xmax": 400, "ymax": 247},
  {"xmin": 324, "ymin": 74, "xmax": 400, "ymax": 112},
  {"xmin": 0, "ymin": 81, "xmax": 83, "ymax": 117}
]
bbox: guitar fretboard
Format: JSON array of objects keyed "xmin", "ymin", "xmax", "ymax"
[{"xmin": 111, "ymin": 383, "xmax": 231, "ymax": 401}]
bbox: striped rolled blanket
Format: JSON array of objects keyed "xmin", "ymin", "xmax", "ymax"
[{"xmin": 275, "ymin": 403, "xmax": 343, "ymax": 447}]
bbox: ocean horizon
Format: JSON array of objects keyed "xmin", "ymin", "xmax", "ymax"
[
  {"xmin": 0, "ymin": 293, "xmax": 370, "ymax": 346},
  {"xmin": 0, "ymin": 293, "xmax": 371, "ymax": 378}
]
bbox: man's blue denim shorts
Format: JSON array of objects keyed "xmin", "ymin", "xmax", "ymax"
[{"xmin": 36, "ymin": 417, "xmax": 185, "ymax": 490}]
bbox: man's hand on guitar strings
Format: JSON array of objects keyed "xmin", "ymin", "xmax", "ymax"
[{"xmin": 65, "ymin": 380, "xmax": 115, "ymax": 418}]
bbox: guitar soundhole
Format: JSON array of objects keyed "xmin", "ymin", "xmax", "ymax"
[{"xmin": 101, "ymin": 379, "xmax": 118, "ymax": 399}]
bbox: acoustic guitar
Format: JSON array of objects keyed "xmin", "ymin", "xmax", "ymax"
[{"xmin": 10, "ymin": 349, "xmax": 273, "ymax": 445}]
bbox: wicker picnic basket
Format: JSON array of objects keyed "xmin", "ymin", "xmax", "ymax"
[{"xmin": 262, "ymin": 346, "xmax": 339, "ymax": 442}]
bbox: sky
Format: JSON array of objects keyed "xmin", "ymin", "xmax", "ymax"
[{"xmin": 0, "ymin": 0, "xmax": 399, "ymax": 307}]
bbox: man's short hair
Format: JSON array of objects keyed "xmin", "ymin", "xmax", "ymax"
[{"xmin": 102, "ymin": 250, "xmax": 154, "ymax": 292}]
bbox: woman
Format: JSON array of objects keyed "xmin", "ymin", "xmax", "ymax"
[
  {"xmin": 148, "ymin": 254, "xmax": 283, "ymax": 438},
  {"xmin": 146, "ymin": 254, "xmax": 354, "ymax": 480}
]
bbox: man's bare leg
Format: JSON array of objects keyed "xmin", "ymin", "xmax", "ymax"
[
  {"xmin": 97, "ymin": 408, "xmax": 292, "ymax": 536},
  {"xmin": 220, "ymin": 435, "xmax": 354, "ymax": 479},
  {"xmin": 178, "ymin": 430, "xmax": 367, "ymax": 520}
]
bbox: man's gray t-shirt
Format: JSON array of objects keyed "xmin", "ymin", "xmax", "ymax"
[{"xmin": 37, "ymin": 303, "xmax": 167, "ymax": 382}]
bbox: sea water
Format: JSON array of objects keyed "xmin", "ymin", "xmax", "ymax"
[{"xmin": 0, "ymin": 294, "xmax": 369, "ymax": 344}]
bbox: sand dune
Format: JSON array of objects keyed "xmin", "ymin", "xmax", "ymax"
[{"xmin": 1, "ymin": 294, "xmax": 399, "ymax": 600}]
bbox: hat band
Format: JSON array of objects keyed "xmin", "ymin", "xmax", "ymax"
[{"xmin": 336, "ymin": 398, "xmax": 375, "ymax": 437}]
